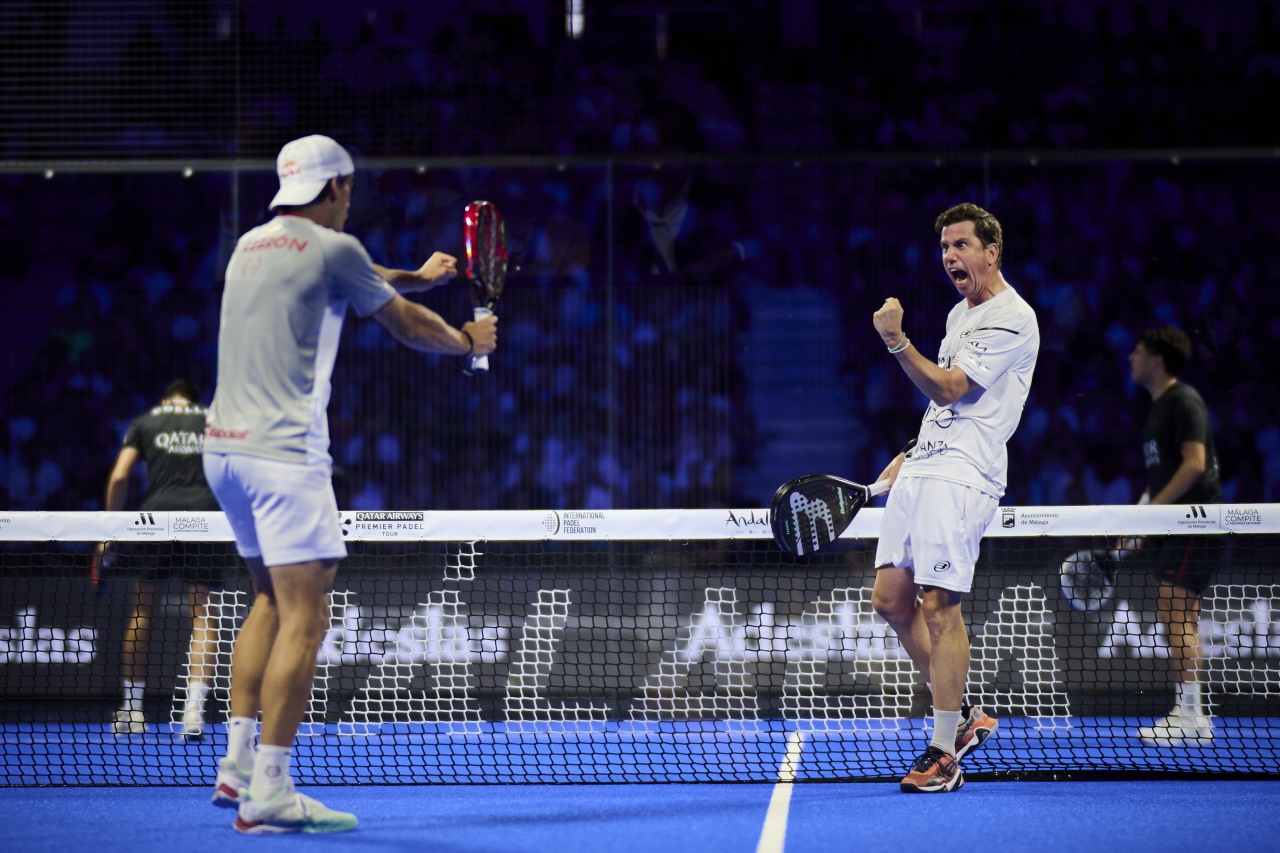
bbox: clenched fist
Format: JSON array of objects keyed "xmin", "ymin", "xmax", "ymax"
[{"xmin": 873, "ymin": 298, "xmax": 906, "ymax": 348}]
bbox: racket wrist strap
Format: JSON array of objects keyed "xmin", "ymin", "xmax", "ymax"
[
  {"xmin": 886, "ymin": 335, "xmax": 911, "ymax": 354},
  {"xmin": 460, "ymin": 328, "xmax": 474, "ymax": 355}
]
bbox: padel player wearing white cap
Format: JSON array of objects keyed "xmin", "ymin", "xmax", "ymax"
[{"xmin": 202, "ymin": 134, "xmax": 497, "ymax": 834}]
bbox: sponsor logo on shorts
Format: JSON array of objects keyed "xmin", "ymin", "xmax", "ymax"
[{"xmin": 933, "ymin": 561, "xmax": 951, "ymax": 572}]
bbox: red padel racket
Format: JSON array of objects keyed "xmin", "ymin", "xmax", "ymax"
[{"xmin": 462, "ymin": 200, "xmax": 507, "ymax": 374}]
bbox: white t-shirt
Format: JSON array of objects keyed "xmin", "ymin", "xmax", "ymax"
[
  {"xmin": 898, "ymin": 285, "xmax": 1039, "ymax": 498},
  {"xmin": 205, "ymin": 215, "xmax": 397, "ymax": 465}
]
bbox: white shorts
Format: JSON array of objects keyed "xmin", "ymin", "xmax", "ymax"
[
  {"xmin": 203, "ymin": 452, "xmax": 346, "ymax": 568},
  {"xmin": 873, "ymin": 477, "xmax": 997, "ymax": 594}
]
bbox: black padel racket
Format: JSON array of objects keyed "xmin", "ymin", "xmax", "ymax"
[
  {"xmin": 1059, "ymin": 547, "xmax": 1129, "ymax": 612},
  {"xmin": 462, "ymin": 200, "xmax": 507, "ymax": 374},
  {"xmin": 771, "ymin": 476, "xmax": 889, "ymax": 557}
]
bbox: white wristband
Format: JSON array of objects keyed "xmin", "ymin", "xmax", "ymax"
[{"xmin": 887, "ymin": 336, "xmax": 910, "ymax": 354}]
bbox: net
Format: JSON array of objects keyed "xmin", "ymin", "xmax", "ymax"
[{"xmin": 2, "ymin": 505, "xmax": 1278, "ymax": 785}]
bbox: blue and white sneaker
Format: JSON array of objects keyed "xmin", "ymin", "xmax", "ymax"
[{"xmin": 233, "ymin": 779, "xmax": 358, "ymax": 835}]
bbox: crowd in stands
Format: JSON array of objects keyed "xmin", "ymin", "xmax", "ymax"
[
  {"xmin": 1, "ymin": 1, "xmax": 1276, "ymax": 512},
  {"xmin": 1, "ymin": 1, "xmax": 1277, "ymax": 159}
]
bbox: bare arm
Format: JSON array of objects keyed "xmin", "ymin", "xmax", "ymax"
[
  {"xmin": 104, "ymin": 446, "xmax": 140, "ymax": 511},
  {"xmin": 373, "ymin": 252, "xmax": 459, "ymax": 294},
  {"xmin": 1148, "ymin": 440, "xmax": 1208, "ymax": 505},
  {"xmin": 872, "ymin": 298, "xmax": 977, "ymax": 406},
  {"xmin": 372, "ymin": 293, "xmax": 497, "ymax": 355},
  {"xmin": 97, "ymin": 446, "xmax": 139, "ymax": 559}
]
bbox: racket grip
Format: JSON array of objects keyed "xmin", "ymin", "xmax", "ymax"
[
  {"xmin": 867, "ymin": 480, "xmax": 890, "ymax": 497},
  {"xmin": 467, "ymin": 306, "xmax": 492, "ymax": 373}
]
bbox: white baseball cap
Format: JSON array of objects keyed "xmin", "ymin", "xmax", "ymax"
[{"xmin": 269, "ymin": 135, "xmax": 355, "ymax": 209}]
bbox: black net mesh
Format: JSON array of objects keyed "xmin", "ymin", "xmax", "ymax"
[{"xmin": 2, "ymin": 513, "xmax": 1278, "ymax": 784}]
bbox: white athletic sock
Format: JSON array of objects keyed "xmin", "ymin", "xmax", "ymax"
[
  {"xmin": 930, "ymin": 709, "xmax": 963, "ymax": 756},
  {"xmin": 1177, "ymin": 681, "xmax": 1204, "ymax": 717},
  {"xmin": 226, "ymin": 716, "xmax": 257, "ymax": 772},
  {"xmin": 122, "ymin": 680, "xmax": 145, "ymax": 712},
  {"xmin": 249, "ymin": 745, "xmax": 292, "ymax": 802},
  {"xmin": 184, "ymin": 680, "xmax": 210, "ymax": 713}
]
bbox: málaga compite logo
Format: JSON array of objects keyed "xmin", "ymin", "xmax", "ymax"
[
  {"xmin": 1223, "ymin": 506, "xmax": 1263, "ymax": 529},
  {"xmin": 171, "ymin": 514, "xmax": 210, "ymax": 534}
]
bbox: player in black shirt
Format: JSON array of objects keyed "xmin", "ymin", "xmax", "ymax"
[
  {"xmin": 1127, "ymin": 327, "xmax": 1223, "ymax": 745},
  {"xmin": 98, "ymin": 380, "xmax": 226, "ymax": 738}
]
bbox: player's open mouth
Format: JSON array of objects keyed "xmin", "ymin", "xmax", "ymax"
[{"xmin": 949, "ymin": 269, "xmax": 969, "ymax": 282}]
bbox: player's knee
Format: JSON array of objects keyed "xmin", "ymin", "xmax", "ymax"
[{"xmin": 871, "ymin": 589, "xmax": 911, "ymax": 626}]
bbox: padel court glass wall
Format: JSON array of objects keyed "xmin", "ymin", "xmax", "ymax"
[{"xmin": 3, "ymin": 154, "xmax": 1275, "ymax": 517}]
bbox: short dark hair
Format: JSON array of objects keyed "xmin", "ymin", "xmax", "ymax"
[
  {"xmin": 163, "ymin": 379, "xmax": 201, "ymax": 403},
  {"xmin": 1138, "ymin": 326, "xmax": 1192, "ymax": 375},
  {"xmin": 269, "ymin": 174, "xmax": 354, "ymax": 215},
  {"xmin": 935, "ymin": 203, "xmax": 1004, "ymax": 268}
]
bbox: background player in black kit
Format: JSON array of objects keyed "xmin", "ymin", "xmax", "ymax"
[
  {"xmin": 1126, "ymin": 327, "xmax": 1224, "ymax": 746},
  {"xmin": 98, "ymin": 379, "xmax": 230, "ymax": 738}
]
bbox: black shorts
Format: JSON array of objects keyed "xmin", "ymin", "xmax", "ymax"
[
  {"xmin": 1148, "ymin": 535, "xmax": 1225, "ymax": 595},
  {"xmin": 109, "ymin": 541, "xmax": 235, "ymax": 588}
]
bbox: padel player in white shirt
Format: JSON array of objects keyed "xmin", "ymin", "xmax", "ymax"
[
  {"xmin": 869, "ymin": 203, "xmax": 1039, "ymax": 794},
  {"xmin": 202, "ymin": 134, "xmax": 496, "ymax": 834}
]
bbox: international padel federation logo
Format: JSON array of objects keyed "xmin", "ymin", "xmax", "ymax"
[{"xmin": 542, "ymin": 512, "xmax": 560, "ymax": 535}]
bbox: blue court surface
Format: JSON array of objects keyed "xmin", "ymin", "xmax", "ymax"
[
  {"xmin": 2, "ymin": 779, "xmax": 1279, "ymax": 852},
  {"xmin": 4, "ymin": 716, "xmax": 1279, "ymax": 852}
]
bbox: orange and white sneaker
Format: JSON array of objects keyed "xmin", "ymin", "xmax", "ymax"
[
  {"xmin": 900, "ymin": 746, "xmax": 964, "ymax": 793},
  {"xmin": 954, "ymin": 704, "xmax": 998, "ymax": 760}
]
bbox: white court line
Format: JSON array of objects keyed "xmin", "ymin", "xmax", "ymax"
[{"xmin": 755, "ymin": 731, "xmax": 804, "ymax": 853}]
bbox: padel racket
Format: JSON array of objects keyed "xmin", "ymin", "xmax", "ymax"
[
  {"xmin": 462, "ymin": 200, "xmax": 507, "ymax": 374},
  {"xmin": 1060, "ymin": 547, "xmax": 1129, "ymax": 612},
  {"xmin": 771, "ymin": 476, "xmax": 889, "ymax": 557}
]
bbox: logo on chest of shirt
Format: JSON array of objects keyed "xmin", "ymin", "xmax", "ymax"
[
  {"xmin": 154, "ymin": 431, "xmax": 203, "ymax": 455},
  {"xmin": 1142, "ymin": 439, "xmax": 1160, "ymax": 468},
  {"xmin": 958, "ymin": 330, "xmax": 988, "ymax": 353},
  {"xmin": 923, "ymin": 404, "xmax": 957, "ymax": 429}
]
